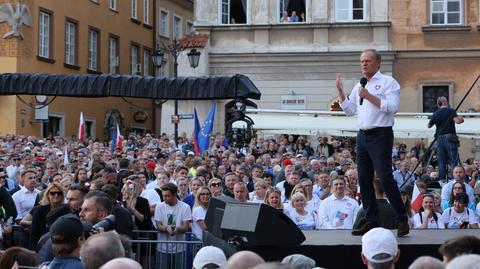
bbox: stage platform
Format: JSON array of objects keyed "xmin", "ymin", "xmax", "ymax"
[{"xmin": 244, "ymin": 229, "xmax": 480, "ymax": 269}]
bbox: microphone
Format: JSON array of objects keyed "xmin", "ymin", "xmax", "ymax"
[{"xmin": 360, "ymin": 77, "xmax": 367, "ymax": 105}]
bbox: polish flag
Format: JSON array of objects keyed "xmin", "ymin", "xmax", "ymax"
[
  {"xmin": 116, "ymin": 124, "xmax": 124, "ymax": 151},
  {"xmin": 411, "ymin": 182, "xmax": 423, "ymax": 213},
  {"xmin": 78, "ymin": 112, "xmax": 85, "ymax": 143}
]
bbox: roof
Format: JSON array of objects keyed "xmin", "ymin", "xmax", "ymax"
[
  {"xmin": 177, "ymin": 33, "xmax": 209, "ymax": 49},
  {"xmin": 0, "ymin": 73, "xmax": 261, "ymax": 100}
]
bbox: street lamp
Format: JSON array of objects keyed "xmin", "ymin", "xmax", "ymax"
[{"xmin": 152, "ymin": 38, "xmax": 201, "ymax": 146}]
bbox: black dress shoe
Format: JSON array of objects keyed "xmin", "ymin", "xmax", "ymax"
[
  {"xmin": 397, "ymin": 222, "xmax": 410, "ymax": 237},
  {"xmin": 351, "ymin": 222, "xmax": 378, "ymax": 236}
]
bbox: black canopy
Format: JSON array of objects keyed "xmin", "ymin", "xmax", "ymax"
[{"xmin": 0, "ymin": 73, "xmax": 261, "ymax": 100}]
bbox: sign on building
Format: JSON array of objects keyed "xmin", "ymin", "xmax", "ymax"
[{"xmin": 281, "ymin": 95, "xmax": 306, "ymax": 110}]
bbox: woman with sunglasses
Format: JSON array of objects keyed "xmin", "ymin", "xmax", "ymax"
[
  {"xmin": 29, "ymin": 182, "xmax": 67, "ymax": 249},
  {"xmin": 192, "ymin": 186, "xmax": 211, "ymax": 240},
  {"xmin": 413, "ymin": 194, "xmax": 443, "ymax": 229}
]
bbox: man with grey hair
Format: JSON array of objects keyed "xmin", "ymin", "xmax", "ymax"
[
  {"xmin": 80, "ymin": 231, "xmax": 125, "ymax": 269},
  {"xmin": 408, "ymin": 256, "xmax": 444, "ymax": 269},
  {"xmin": 281, "ymin": 254, "xmax": 316, "ymax": 269},
  {"xmin": 100, "ymin": 258, "xmax": 142, "ymax": 269},
  {"xmin": 361, "ymin": 228, "xmax": 399, "ymax": 269}
]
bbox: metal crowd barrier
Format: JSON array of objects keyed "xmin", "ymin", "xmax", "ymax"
[{"xmin": 130, "ymin": 230, "xmax": 203, "ymax": 269}]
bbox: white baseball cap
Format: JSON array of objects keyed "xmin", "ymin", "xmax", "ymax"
[
  {"xmin": 193, "ymin": 246, "xmax": 227, "ymax": 269},
  {"xmin": 362, "ymin": 228, "xmax": 398, "ymax": 263}
]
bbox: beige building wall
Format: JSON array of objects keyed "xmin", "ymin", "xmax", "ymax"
[
  {"xmin": 0, "ymin": 0, "xmax": 155, "ymax": 138},
  {"xmin": 390, "ymin": 0, "xmax": 480, "ymax": 159},
  {"xmin": 390, "ymin": 0, "xmax": 480, "ymax": 112}
]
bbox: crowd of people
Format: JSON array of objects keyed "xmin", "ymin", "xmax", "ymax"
[
  {"xmin": 280, "ymin": 10, "xmax": 306, "ymax": 23},
  {"xmin": 0, "ymin": 131, "xmax": 479, "ymax": 268}
]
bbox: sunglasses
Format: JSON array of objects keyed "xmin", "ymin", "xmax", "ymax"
[
  {"xmin": 210, "ymin": 183, "xmax": 222, "ymax": 187},
  {"xmin": 0, "ymin": 176, "xmax": 5, "ymax": 179},
  {"xmin": 49, "ymin": 191, "xmax": 63, "ymax": 196}
]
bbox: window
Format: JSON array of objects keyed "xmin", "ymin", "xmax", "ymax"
[
  {"xmin": 143, "ymin": 0, "xmax": 149, "ymax": 24},
  {"xmin": 38, "ymin": 10, "xmax": 51, "ymax": 58},
  {"xmin": 160, "ymin": 10, "xmax": 168, "ymax": 37},
  {"xmin": 173, "ymin": 16, "xmax": 182, "ymax": 39},
  {"xmin": 65, "ymin": 20, "xmax": 77, "ymax": 65},
  {"xmin": 131, "ymin": 0, "xmax": 137, "ymax": 19},
  {"xmin": 220, "ymin": 0, "xmax": 248, "ymax": 24},
  {"xmin": 85, "ymin": 119, "xmax": 95, "ymax": 139},
  {"xmin": 143, "ymin": 48, "xmax": 151, "ymax": 76},
  {"xmin": 421, "ymin": 84, "xmax": 452, "ymax": 112},
  {"xmin": 108, "ymin": 36, "xmax": 119, "ymax": 74},
  {"xmin": 131, "ymin": 44, "xmax": 140, "ymax": 75},
  {"xmin": 187, "ymin": 21, "xmax": 194, "ymax": 34},
  {"xmin": 88, "ymin": 28, "xmax": 99, "ymax": 71},
  {"xmin": 109, "ymin": 0, "xmax": 117, "ymax": 10},
  {"xmin": 278, "ymin": 0, "xmax": 306, "ymax": 23},
  {"xmin": 42, "ymin": 114, "xmax": 65, "ymax": 137},
  {"xmin": 430, "ymin": 0, "xmax": 462, "ymax": 25},
  {"xmin": 335, "ymin": 0, "xmax": 365, "ymax": 21}
]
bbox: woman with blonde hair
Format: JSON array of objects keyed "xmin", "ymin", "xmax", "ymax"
[
  {"xmin": 192, "ymin": 186, "xmax": 211, "ymax": 240},
  {"xmin": 265, "ymin": 187, "xmax": 283, "ymax": 211},
  {"xmin": 29, "ymin": 182, "xmax": 67, "ymax": 249},
  {"xmin": 250, "ymin": 180, "xmax": 268, "ymax": 203},
  {"xmin": 288, "ymin": 192, "xmax": 317, "ymax": 230}
]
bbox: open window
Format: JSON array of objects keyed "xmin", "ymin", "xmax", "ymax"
[
  {"xmin": 420, "ymin": 82, "xmax": 453, "ymax": 112},
  {"xmin": 278, "ymin": 0, "xmax": 306, "ymax": 23},
  {"xmin": 220, "ymin": 0, "xmax": 248, "ymax": 24}
]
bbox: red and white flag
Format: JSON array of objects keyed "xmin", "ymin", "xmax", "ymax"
[
  {"xmin": 411, "ymin": 182, "xmax": 423, "ymax": 213},
  {"xmin": 116, "ymin": 124, "xmax": 124, "ymax": 151},
  {"xmin": 78, "ymin": 112, "xmax": 85, "ymax": 143}
]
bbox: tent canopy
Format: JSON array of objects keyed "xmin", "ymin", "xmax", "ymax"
[
  {"xmin": 247, "ymin": 109, "xmax": 480, "ymax": 139},
  {"xmin": 0, "ymin": 73, "xmax": 261, "ymax": 100}
]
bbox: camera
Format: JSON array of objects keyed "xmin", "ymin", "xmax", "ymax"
[
  {"xmin": 226, "ymin": 100, "xmax": 255, "ymax": 148},
  {"xmin": 89, "ymin": 214, "xmax": 116, "ymax": 234}
]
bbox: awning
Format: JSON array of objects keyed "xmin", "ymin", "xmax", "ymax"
[{"xmin": 0, "ymin": 73, "xmax": 261, "ymax": 100}]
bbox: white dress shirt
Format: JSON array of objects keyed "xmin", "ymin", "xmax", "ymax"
[
  {"xmin": 12, "ymin": 186, "xmax": 40, "ymax": 220},
  {"xmin": 317, "ymin": 194, "xmax": 359, "ymax": 229},
  {"xmin": 340, "ymin": 71, "xmax": 400, "ymax": 130}
]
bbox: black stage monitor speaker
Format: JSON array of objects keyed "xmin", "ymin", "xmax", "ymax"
[
  {"xmin": 205, "ymin": 196, "xmax": 237, "ymax": 238},
  {"xmin": 220, "ymin": 202, "xmax": 305, "ymax": 246}
]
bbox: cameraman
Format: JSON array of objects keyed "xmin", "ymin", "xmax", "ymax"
[
  {"xmin": 79, "ymin": 191, "xmax": 113, "ymax": 230},
  {"xmin": 41, "ymin": 214, "xmax": 84, "ymax": 269}
]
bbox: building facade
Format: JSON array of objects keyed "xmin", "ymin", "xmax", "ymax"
[
  {"xmin": 191, "ymin": 0, "xmax": 480, "ymax": 158},
  {"xmin": 0, "ymin": 0, "xmax": 155, "ymax": 139}
]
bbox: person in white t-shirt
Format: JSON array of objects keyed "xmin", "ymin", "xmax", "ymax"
[
  {"xmin": 288, "ymin": 192, "xmax": 317, "ymax": 230},
  {"xmin": 249, "ymin": 180, "xmax": 268, "ymax": 203},
  {"xmin": 317, "ymin": 177, "xmax": 359, "ymax": 229},
  {"xmin": 413, "ymin": 194, "xmax": 443, "ymax": 229},
  {"xmin": 154, "ymin": 183, "xmax": 192, "ymax": 269},
  {"xmin": 440, "ymin": 192, "xmax": 478, "ymax": 229},
  {"xmin": 192, "ymin": 186, "xmax": 211, "ymax": 240}
]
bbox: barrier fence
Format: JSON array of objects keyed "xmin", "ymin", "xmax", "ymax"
[{"xmin": 130, "ymin": 230, "xmax": 203, "ymax": 269}]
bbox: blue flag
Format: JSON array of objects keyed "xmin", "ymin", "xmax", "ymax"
[
  {"xmin": 111, "ymin": 127, "xmax": 117, "ymax": 153},
  {"xmin": 198, "ymin": 103, "xmax": 216, "ymax": 154}
]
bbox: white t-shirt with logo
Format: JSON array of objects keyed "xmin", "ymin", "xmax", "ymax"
[
  {"xmin": 412, "ymin": 212, "xmax": 444, "ymax": 229},
  {"xmin": 288, "ymin": 209, "xmax": 317, "ymax": 230},
  {"xmin": 153, "ymin": 200, "xmax": 192, "ymax": 253},
  {"xmin": 440, "ymin": 207, "xmax": 478, "ymax": 229}
]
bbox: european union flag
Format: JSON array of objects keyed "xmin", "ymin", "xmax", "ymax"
[{"xmin": 198, "ymin": 103, "xmax": 216, "ymax": 154}]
